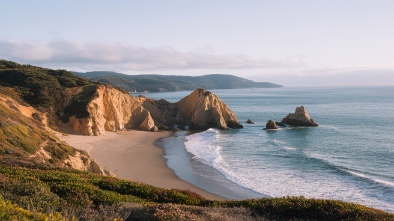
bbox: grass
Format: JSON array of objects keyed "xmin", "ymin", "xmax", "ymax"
[
  {"xmin": 0, "ymin": 101, "xmax": 88, "ymax": 168},
  {"xmin": 0, "ymin": 165, "xmax": 393, "ymax": 220},
  {"xmin": 0, "ymin": 195, "xmax": 64, "ymax": 221}
]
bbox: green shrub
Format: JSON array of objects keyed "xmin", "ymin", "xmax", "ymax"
[
  {"xmin": 0, "ymin": 196, "xmax": 64, "ymax": 221},
  {"xmin": 1, "ymin": 165, "xmax": 393, "ymax": 220}
]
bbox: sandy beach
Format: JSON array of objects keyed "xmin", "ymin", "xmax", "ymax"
[{"xmin": 57, "ymin": 130, "xmax": 224, "ymax": 200}]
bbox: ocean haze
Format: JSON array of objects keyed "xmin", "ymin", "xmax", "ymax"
[{"xmin": 253, "ymin": 69, "xmax": 394, "ymax": 87}]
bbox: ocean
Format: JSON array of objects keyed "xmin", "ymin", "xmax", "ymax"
[{"xmin": 144, "ymin": 86, "xmax": 394, "ymax": 212}]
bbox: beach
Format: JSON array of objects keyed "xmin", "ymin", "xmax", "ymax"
[{"xmin": 57, "ymin": 130, "xmax": 224, "ymax": 201}]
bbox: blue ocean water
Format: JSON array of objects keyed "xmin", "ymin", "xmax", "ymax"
[{"xmin": 144, "ymin": 87, "xmax": 394, "ymax": 212}]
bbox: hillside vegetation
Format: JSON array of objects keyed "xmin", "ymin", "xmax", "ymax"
[
  {"xmin": 0, "ymin": 98, "xmax": 76, "ymax": 167},
  {"xmin": 0, "ymin": 60, "xmax": 101, "ymax": 130},
  {"xmin": 1, "ymin": 165, "xmax": 393, "ymax": 221},
  {"xmin": 74, "ymin": 71, "xmax": 282, "ymax": 92},
  {"xmin": 0, "ymin": 60, "xmax": 91, "ymax": 107},
  {"xmin": 0, "ymin": 60, "xmax": 393, "ymax": 220}
]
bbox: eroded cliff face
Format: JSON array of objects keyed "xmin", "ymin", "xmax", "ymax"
[
  {"xmin": 0, "ymin": 91, "xmax": 111, "ymax": 176},
  {"xmin": 60, "ymin": 87, "xmax": 242, "ymax": 134},
  {"xmin": 177, "ymin": 89, "xmax": 243, "ymax": 130},
  {"xmin": 137, "ymin": 96, "xmax": 180, "ymax": 129},
  {"xmin": 63, "ymin": 85, "xmax": 156, "ymax": 135}
]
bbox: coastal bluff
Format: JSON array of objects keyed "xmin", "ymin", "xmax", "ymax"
[
  {"xmin": 64, "ymin": 84, "xmax": 157, "ymax": 135},
  {"xmin": 62, "ymin": 86, "xmax": 243, "ymax": 135}
]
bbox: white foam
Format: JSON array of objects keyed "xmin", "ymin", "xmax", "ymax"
[
  {"xmin": 320, "ymin": 125, "xmax": 341, "ymax": 131},
  {"xmin": 374, "ymin": 179, "xmax": 394, "ymax": 187},
  {"xmin": 347, "ymin": 170, "xmax": 394, "ymax": 187},
  {"xmin": 273, "ymin": 139, "xmax": 297, "ymax": 150},
  {"xmin": 184, "ymin": 129, "xmax": 394, "ymax": 213},
  {"xmin": 184, "ymin": 129, "xmax": 221, "ymax": 166}
]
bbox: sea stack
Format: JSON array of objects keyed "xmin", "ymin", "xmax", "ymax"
[
  {"xmin": 281, "ymin": 106, "xmax": 318, "ymax": 127},
  {"xmin": 265, "ymin": 120, "xmax": 279, "ymax": 130}
]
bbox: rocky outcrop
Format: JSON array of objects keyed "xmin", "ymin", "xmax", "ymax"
[
  {"xmin": 137, "ymin": 96, "xmax": 178, "ymax": 129},
  {"xmin": 246, "ymin": 119, "xmax": 255, "ymax": 124},
  {"xmin": 265, "ymin": 120, "xmax": 278, "ymax": 130},
  {"xmin": 65, "ymin": 151, "xmax": 114, "ymax": 176},
  {"xmin": 281, "ymin": 106, "xmax": 318, "ymax": 127},
  {"xmin": 63, "ymin": 85, "xmax": 156, "ymax": 135},
  {"xmin": 61, "ymin": 87, "xmax": 242, "ymax": 134},
  {"xmin": 176, "ymin": 89, "xmax": 243, "ymax": 130},
  {"xmin": 0, "ymin": 92, "xmax": 113, "ymax": 176},
  {"xmin": 137, "ymin": 112, "xmax": 157, "ymax": 131}
]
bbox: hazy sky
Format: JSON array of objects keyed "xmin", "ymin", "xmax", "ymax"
[{"xmin": 1, "ymin": 0, "xmax": 394, "ymax": 86}]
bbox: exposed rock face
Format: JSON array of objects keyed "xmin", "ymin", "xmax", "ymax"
[
  {"xmin": 64, "ymin": 151, "xmax": 114, "ymax": 176},
  {"xmin": 137, "ymin": 96, "xmax": 178, "ymax": 129},
  {"xmin": 281, "ymin": 106, "xmax": 318, "ymax": 127},
  {"xmin": 0, "ymin": 92, "xmax": 112, "ymax": 176},
  {"xmin": 137, "ymin": 112, "xmax": 156, "ymax": 131},
  {"xmin": 265, "ymin": 120, "xmax": 278, "ymax": 130},
  {"xmin": 176, "ymin": 89, "xmax": 243, "ymax": 130},
  {"xmin": 61, "ymin": 87, "xmax": 242, "ymax": 134},
  {"xmin": 64, "ymin": 85, "xmax": 156, "ymax": 135}
]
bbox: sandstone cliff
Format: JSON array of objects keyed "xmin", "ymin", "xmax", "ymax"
[
  {"xmin": 176, "ymin": 89, "xmax": 243, "ymax": 130},
  {"xmin": 0, "ymin": 91, "xmax": 111, "ymax": 176},
  {"xmin": 59, "ymin": 87, "xmax": 242, "ymax": 134},
  {"xmin": 135, "ymin": 89, "xmax": 243, "ymax": 131},
  {"xmin": 137, "ymin": 96, "xmax": 179, "ymax": 129},
  {"xmin": 62, "ymin": 85, "xmax": 156, "ymax": 135}
]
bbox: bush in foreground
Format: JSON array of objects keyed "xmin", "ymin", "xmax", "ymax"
[{"xmin": 1, "ymin": 164, "xmax": 393, "ymax": 220}]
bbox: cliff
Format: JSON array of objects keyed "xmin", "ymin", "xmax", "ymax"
[
  {"xmin": 177, "ymin": 89, "xmax": 243, "ymax": 130},
  {"xmin": 59, "ymin": 86, "xmax": 243, "ymax": 134},
  {"xmin": 0, "ymin": 89, "xmax": 111, "ymax": 175},
  {"xmin": 0, "ymin": 60, "xmax": 243, "ymax": 135},
  {"xmin": 62, "ymin": 84, "xmax": 156, "ymax": 135}
]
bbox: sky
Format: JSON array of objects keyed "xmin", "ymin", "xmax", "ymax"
[{"xmin": 1, "ymin": 0, "xmax": 394, "ymax": 87}]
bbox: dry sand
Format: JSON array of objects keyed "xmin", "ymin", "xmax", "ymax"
[{"xmin": 57, "ymin": 130, "xmax": 224, "ymax": 200}]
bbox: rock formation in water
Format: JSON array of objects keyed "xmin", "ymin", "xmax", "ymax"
[
  {"xmin": 176, "ymin": 89, "xmax": 243, "ymax": 130},
  {"xmin": 265, "ymin": 120, "xmax": 279, "ymax": 130},
  {"xmin": 281, "ymin": 106, "xmax": 318, "ymax": 126},
  {"xmin": 246, "ymin": 119, "xmax": 255, "ymax": 124}
]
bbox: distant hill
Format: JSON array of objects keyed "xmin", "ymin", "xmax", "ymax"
[{"xmin": 73, "ymin": 71, "xmax": 282, "ymax": 92}]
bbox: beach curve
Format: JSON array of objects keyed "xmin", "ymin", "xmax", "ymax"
[{"xmin": 56, "ymin": 130, "xmax": 224, "ymax": 201}]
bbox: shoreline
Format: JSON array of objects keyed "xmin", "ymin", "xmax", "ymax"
[
  {"xmin": 57, "ymin": 130, "xmax": 224, "ymax": 201},
  {"xmin": 160, "ymin": 131, "xmax": 267, "ymax": 200}
]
